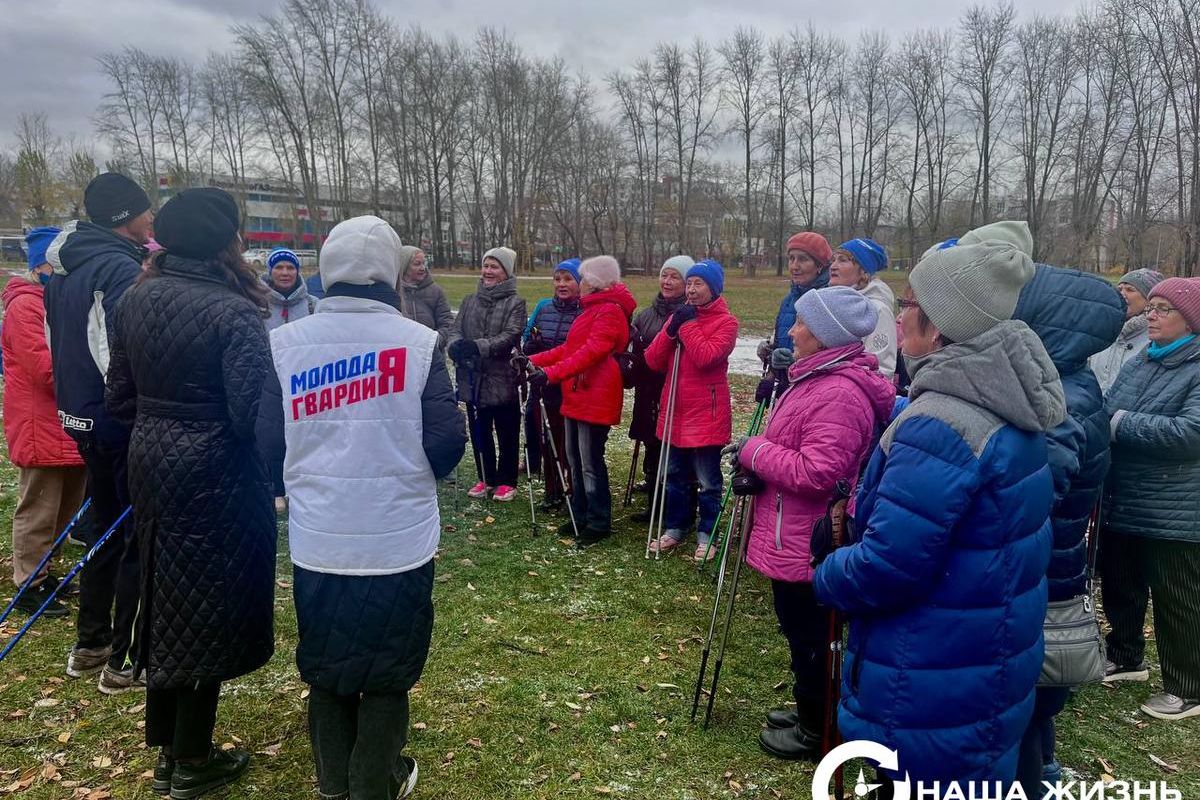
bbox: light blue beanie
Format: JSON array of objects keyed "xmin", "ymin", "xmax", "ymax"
[{"xmin": 794, "ymin": 286, "xmax": 879, "ymax": 348}]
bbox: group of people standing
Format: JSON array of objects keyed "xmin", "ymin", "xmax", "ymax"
[{"xmin": 2, "ymin": 169, "xmax": 1198, "ymax": 797}]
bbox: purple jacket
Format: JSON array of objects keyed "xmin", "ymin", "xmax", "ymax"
[{"xmin": 739, "ymin": 343, "xmax": 896, "ymax": 583}]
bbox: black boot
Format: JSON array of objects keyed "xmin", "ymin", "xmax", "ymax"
[
  {"xmin": 540, "ymin": 494, "xmax": 565, "ymax": 513},
  {"xmin": 765, "ymin": 707, "xmax": 798, "ymax": 729},
  {"xmin": 170, "ymin": 748, "xmax": 250, "ymax": 799},
  {"xmin": 153, "ymin": 750, "xmax": 175, "ymax": 795},
  {"xmin": 556, "ymin": 521, "xmax": 578, "ymax": 539},
  {"xmin": 758, "ymin": 721, "xmax": 821, "ymax": 760},
  {"xmin": 13, "ymin": 582, "xmax": 68, "ymax": 618},
  {"xmin": 576, "ymin": 528, "xmax": 612, "ymax": 548},
  {"xmin": 629, "ymin": 508, "xmax": 652, "ymax": 523}
]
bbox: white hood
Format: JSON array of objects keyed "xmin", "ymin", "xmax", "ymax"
[{"xmin": 319, "ymin": 215, "xmax": 403, "ymax": 290}]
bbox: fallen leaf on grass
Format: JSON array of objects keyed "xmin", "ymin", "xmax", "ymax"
[
  {"xmin": 1101, "ymin": 774, "xmax": 1116, "ymax": 785},
  {"xmin": 467, "ymin": 738, "xmax": 482, "ymax": 749},
  {"xmin": 594, "ymin": 787, "xmax": 612, "ymax": 795},
  {"xmin": 91, "ymin": 756, "xmax": 112, "ymax": 769},
  {"xmin": 57, "ymin": 731, "xmax": 71, "ymax": 743},
  {"xmin": 569, "ymin": 772, "xmax": 582, "ymax": 782},
  {"xmin": 34, "ymin": 698, "xmax": 60, "ymax": 708},
  {"xmin": 139, "ymin": 771, "xmax": 154, "ymax": 780},
  {"xmin": 655, "ymin": 683, "xmax": 679, "ymax": 690},
  {"xmin": 412, "ymin": 723, "xmax": 427, "ymax": 731},
  {"xmin": 40, "ymin": 765, "xmax": 59, "ymax": 781},
  {"xmin": 485, "ymin": 516, "xmax": 496, "ymax": 524},
  {"xmin": 1149, "ymin": 754, "xmax": 1179, "ymax": 773},
  {"xmin": 565, "ymin": 701, "xmax": 582, "ymax": 711},
  {"xmin": 482, "ymin": 616, "xmax": 498, "ymax": 625},
  {"xmin": 258, "ymin": 743, "xmax": 282, "ymax": 757},
  {"xmin": 655, "ymin": 730, "xmax": 667, "ymax": 739}
]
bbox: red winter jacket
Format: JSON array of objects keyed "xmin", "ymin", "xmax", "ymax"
[
  {"xmin": 644, "ymin": 296, "xmax": 739, "ymax": 448},
  {"xmin": 1, "ymin": 278, "xmax": 83, "ymax": 468},
  {"xmin": 530, "ymin": 283, "xmax": 637, "ymax": 426}
]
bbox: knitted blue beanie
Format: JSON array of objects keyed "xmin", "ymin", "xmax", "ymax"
[
  {"xmin": 554, "ymin": 257, "xmax": 582, "ymax": 284},
  {"xmin": 836, "ymin": 238, "xmax": 888, "ymax": 274},
  {"xmin": 268, "ymin": 248, "xmax": 301, "ymax": 272},
  {"xmin": 686, "ymin": 259, "xmax": 725, "ymax": 298}
]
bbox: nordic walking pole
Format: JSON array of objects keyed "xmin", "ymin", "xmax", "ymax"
[
  {"xmin": 821, "ymin": 482, "xmax": 851, "ymax": 798},
  {"xmin": 1, "ymin": 498, "xmax": 93, "ymax": 625},
  {"xmin": 464, "ymin": 363, "xmax": 485, "ymax": 486},
  {"xmin": 622, "ymin": 439, "xmax": 641, "ymax": 508},
  {"xmin": 691, "ymin": 494, "xmax": 745, "ymax": 721},
  {"xmin": 0, "ymin": 506, "xmax": 132, "ymax": 664},
  {"xmin": 538, "ymin": 393, "xmax": 579, "ymax": 539},
  {"xmin": 703, "ymin": 493, "xmax": 754, "ymax": 728},
  {"xmin": 517, "ymin": 378, "xmax": 538, "ymax": 535},
  {"xmin": 645, "ymin": 344, "xmax": 681, "ymax": 559}
]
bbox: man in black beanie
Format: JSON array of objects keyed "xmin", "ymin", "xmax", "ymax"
[{"xmin": 43, "ymin": 172, "xmax": 154, "ymax": 695}]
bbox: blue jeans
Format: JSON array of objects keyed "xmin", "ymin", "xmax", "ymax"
[
  {"xmin": 665, "ymin": 445, "xmax": 723, "ymax": 546},
  {"xmin": 564, "ymin": 418, "xmax": 611, "ymax": 532}
]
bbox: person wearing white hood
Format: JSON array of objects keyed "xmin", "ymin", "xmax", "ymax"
[
  {"xmin": 269, "ymin": 215, "xmax": 466, "ymax": 800},
  {"xmin": 828, "ymin": 238, "xmax": 897, "ymax": 379}
]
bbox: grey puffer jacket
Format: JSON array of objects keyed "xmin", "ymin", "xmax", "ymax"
[
  {"xmin": 264, "ymin": 280, "xmax": 314, "ymax": 332},
  {"xmin": 447, "ymin": 277, "xmax": 526, "ymax": 408},
  {"xmin": 1104, "ymin": 337, "xmax": 1200, "ymax": 542},
  {"xmin": 1089, "ymin": 315, "xmax": 1150, "ymax": 394},
  {"xmin": 401, "ymin": 274, "xmax": 454, "ymax": 348}
]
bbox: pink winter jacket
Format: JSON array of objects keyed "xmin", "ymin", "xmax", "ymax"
[{"xmin": 739, "ymin": 343, "xmax": 897, "ymax": 583}]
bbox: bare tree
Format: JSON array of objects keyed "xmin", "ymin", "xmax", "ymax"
[
  {"xmin": 96, "ymin": 48, "xmax": 163, "ymax": 200},
  {"xmin": 957, "ymin": 2, "xmax": 1016, "ymax": 224},
  {"xmin": 202, "ymin": 53, "xmax": 253, "ymax": 217},
  {"xmin": 719, "ymin": 26, "xmax": 768, "ymax": 273}
]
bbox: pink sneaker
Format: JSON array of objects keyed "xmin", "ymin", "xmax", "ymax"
[
  {"xmin": 648, "ymin": 535, "xmax": 682, "ymax": 554},
  {"xmin": 492, "ymin": 485, "xmax": 517, "ymax": 502},
  {"xmin": 467, "ymin": 481, "xmax": 490, "ymax": 499}
]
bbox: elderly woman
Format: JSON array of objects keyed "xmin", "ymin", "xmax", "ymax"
[
  {"xmin": 1089, "ymin": 269, "xmax": 1165, "ymax": 393},
  {"xmin": 1101, "ymin": 277, "xmax": 1200, "ymax": 721},
  {"xmin": 736, "ymin": 286, "xmax": 895, "ymax": 759},
  {"xmin": 814, "ymin": 239, "xmax": 1064, "ymax": 782},
  {"xmin": 398, "ymin": 246, "xmax": 453, "ymax": 349}
]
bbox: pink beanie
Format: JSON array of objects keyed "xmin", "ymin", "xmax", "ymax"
[{"xmin": 1149, "ymin": 277, "xmax": 1200, "ymax": 333}]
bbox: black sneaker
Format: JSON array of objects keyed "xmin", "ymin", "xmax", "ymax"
[
  {"xmin": 170, "ymin": 748, "xmax": 250, "ymax": 799},
  {"xmin": 13, "ymin": 582, "xmax": 69, "ymax": 618},
  {"xmin": 576, "ymin": 528, "xmax": 612, "ymax": 548},
  {"xmin": 629, "ymin": 509, "xmax": 652, "ymax": 523},
  {"xmin": 45, "ymin": 573, "xmax": 79, "ymax": 597},
  {"xmin": 397, "ymin": 756, "xmax": 419, "ymax": 799},
  {"xmin": 539, "ymin": 495, "xmax": 565, "ymax": 513},
  {"xmin": 153, "ymin": 751, "xmax": 175, "ymax": 795}
]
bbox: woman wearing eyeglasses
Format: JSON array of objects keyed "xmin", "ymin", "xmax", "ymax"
[{"xmin": 1101, "ymin": 277, "xmax": 1200, "ymax": 721}]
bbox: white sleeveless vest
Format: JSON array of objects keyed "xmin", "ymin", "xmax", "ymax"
[{"xmin": 270, "ymin": 296, "xmax": 440, "ymax": 575}]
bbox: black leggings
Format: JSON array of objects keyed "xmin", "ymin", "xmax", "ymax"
[
  {"xmin": 145, "ymin": 682, "xmax": 222, "ymax": 760},
  {"xmin": 771, "ymin": 580, "xmax": 832, "ymax": 730},
  {"xmin": 469, "ymin": 403, "xmax": 520, "ymax": 488}
]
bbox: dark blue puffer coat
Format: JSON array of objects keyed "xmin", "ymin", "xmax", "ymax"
[
  {"xmin": 1013, "ymin": 264, "xmax": 1124, "ymax": 600},
  {"xmin": 771, "ymin": 268, "xmax": 829, "ymax": 351},
  {"xmin": 814, "ymin": 321, "xmax": 1066, "ymax": 782}
]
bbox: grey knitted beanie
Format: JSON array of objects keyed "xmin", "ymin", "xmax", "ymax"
[{"xmin": 909, "ymin": 241, "xmax": 1035, "ymax": 343}]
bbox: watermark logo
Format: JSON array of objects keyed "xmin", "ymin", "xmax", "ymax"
[{"xmin": 813, "ymin": 741, "xmax": 912, "ymax": 800}]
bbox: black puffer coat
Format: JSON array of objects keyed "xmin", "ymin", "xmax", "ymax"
[
  {"xmin": 446, "ymin": 277, "xmax": 526, "ymax": 408},
  {"xmin": 106, "ymin": 256, "xmax": 277, "ymax": 689},
  {"xmin": 628, "ymin": 293, "xmax": 685, "ymax": 442}
]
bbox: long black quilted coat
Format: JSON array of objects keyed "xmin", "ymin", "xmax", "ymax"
[{"xmin": 106, "ymin": 255, "xmax": 276, "ymax": 690}]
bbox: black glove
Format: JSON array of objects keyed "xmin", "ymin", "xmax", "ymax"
[
  {"xmin": 755, "ymin": 377, "xmax": 776, "ymax": 405},
  {"xmin": 756, "ymin": 338, "xmax": 773, "ymax": 365},
  {"xmin": 731, "ymin": 467, "xmax": 765, "ymax": 496},
  {"xmin": 529, "ymin": 369, "xmax": 550, "ymax": 389},
  {"xmin": 666, "ymin": 304, "xmax": 698, "ymax": 337},
  {"xmin": 523, "ymin": 329, "xmax": 545, "ymax": 356},
  {"xmin": 448, "ymin": 339, "xmax": 480, "ymax": 363},
  {"xmin": 511, "ymin": 354, "xmax": 530, "ymax": 372}
]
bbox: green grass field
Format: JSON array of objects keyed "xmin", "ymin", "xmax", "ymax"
[{"xmin": 0, "ymin": 375, "xmax": 1196, "ymax": 799}]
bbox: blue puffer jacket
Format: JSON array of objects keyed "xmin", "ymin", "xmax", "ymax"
[
  {"xmin": 772, "ymin": 268, "xmax": 829, "ymax": 351},
  {"xmin": 814, "ymin": 321, "xmax": 1066, "ymax": 782},
  {"xmin": 1013, "ymin": 264, "xmax": 1124, "ymax": 600},
  {"xmin": 523, "ymin": 295, "xmax": 582, "ymax": 353}
]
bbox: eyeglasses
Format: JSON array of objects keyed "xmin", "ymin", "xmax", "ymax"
[
  {"xmin": 896, "ymin": 298, "xmax": 921, "ymax": 313},
  {"xmin": 1144, "ymin": 304, "xmax": 1179, "ymax": 318}
]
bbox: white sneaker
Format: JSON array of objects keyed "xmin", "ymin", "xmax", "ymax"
[{"xmin": 1103, "ymin": 659, "xmax": 1150, "ymax": 682}]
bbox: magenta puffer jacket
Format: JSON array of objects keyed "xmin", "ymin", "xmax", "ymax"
[{"xmin": 739, "ymin": 343, "xmax": 896, "ymax": 583}]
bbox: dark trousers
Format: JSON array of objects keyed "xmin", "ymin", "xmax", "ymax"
[
  {"xmin": 469, "ymin": 403, "xmax": 520, "ymax": 488},
  {"xmin": 641, "ymin": 437, "xmax": 662, "ymax": 488},
  {"xmin": 564, "ymin": 418, "xmax": 612, "ymax": 532},
  {"xmin": 1016, "ymin": 686, "xmax": 1070, "ymax": 798},
  {"xmin": 75, "ymin": 440, "xmax": 140, "ymax": 670},
  {"xmin": 526, "ymin": 390, "xmax": 568, "ymax": 499},
  {"xmin": 145, "ymin": 682, "xmax": 222, "ymax": 760},
  {"xmin": 1100, "ymin": 530, "xmax": 1200, "ymax": 697},
  {"xmin": 771, "ymin": 580, "xmax": 830, "ymax": 729},
  {"xmin": 308, "ymin": 686, "xmax": 413, "ymax": 800},
  {"xmin": 665, "ymin": 445, "xmax": 723, "ymax": 545}
]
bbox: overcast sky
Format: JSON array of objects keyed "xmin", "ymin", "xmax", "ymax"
[{"xmin": 1, "ymin": 0, "xmax": 1086, "ymax": 152}]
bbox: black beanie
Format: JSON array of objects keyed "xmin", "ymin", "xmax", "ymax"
[
  {"xmin": 155, "ymin": 188, "xmax": 241, "ymax": 260},
  {"xmin": 84, "ymin": 173, "xmax": 152, "ymax": 228}
]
